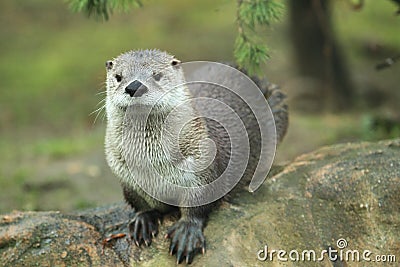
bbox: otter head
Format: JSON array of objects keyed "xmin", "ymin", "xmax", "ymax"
[{"xmin": 105, "ymin": 49, "xmax": 186, "ymax": 111}]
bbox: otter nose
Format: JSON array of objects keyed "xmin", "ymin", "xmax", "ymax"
[{"xmin": 125, "ymin": 80, "xmax": 148, "ymax": 97}]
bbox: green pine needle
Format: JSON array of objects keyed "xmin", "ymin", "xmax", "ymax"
[
  {"xmin": 67, "ymin": 0, "xmax": 142, "ymax": 20},
  {"xmin": 235, "ymin": 0, "xmax": 283, "ymax": 76}
]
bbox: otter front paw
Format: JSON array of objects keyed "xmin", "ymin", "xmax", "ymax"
[
  {"xmin": 129, "ymin": 210, "xmax": 161, "ymax": 247},
  {"xmin": 166, "ymin": 219, "xmax": 206, "ymax": 264}
]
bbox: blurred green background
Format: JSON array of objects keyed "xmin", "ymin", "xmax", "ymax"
[{"xmin": 0, "ymin": 0, "xmax": 399, "ymax": 213}]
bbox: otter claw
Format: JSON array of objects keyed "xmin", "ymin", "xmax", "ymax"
[
  {"xmin": 128, "ymin": 210, "xmax": 160, "ymax": 247},
  {"xmin": 166, "ymin": 219, "xmax": 205, "ymax": 264}
]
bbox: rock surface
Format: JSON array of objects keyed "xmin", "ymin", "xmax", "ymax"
[{"xmin": 1, "ymin": 139, "xmax": 400, "ymax": 266}]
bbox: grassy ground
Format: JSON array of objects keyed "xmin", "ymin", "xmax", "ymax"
[{"xmin": 0, "ymin": 0, "xmax": 399, "ymax": 213}]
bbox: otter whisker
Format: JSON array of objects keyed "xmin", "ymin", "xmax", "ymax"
[
  {"xmin": 94, "ymin": 98, "xmax": 106, "ymax": 107},
  {"xmin": 90, "ymin": 104, "xmax": 106, "ymax": 125},
  {"xmin": 96, "ymin": 90, "xmax": 107, "ymax": 96},
  {"xmin": 90, "ymin": 102, "xmax": 106, "ymax": 116}
]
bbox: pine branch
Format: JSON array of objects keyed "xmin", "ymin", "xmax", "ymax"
[
  {"xmin": 234, "ymin": 0, "xmax": 284, "ymax": 76},
  {"xmin": 67, "ymin": 0, "xmax": 142, "ymax": 20},
  {"xmin": 67, "ymin": 0, "xmax": 283, "ymax": 76}
]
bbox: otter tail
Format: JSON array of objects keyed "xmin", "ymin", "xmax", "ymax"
[
  {"xmin": 231, "ymin": 65, "xmax": 289, "ymax": 144},
  {"xmin": 246, "ymin": 74, "xmax": 288, "ymax": 144},
  {"xmin": 263, "ymin": 82, "xmax": 288, "ymax": 144}
]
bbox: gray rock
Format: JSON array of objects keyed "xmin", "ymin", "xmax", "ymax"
[{"xmin": 1, "ymin": 139, "xmax": 399, "ymax": 266}]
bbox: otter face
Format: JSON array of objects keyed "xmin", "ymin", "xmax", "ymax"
[{"xmin": 105, "ymin": 49, "xmax": 187, "ymax": 111}]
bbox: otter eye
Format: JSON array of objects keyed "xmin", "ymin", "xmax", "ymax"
[
  {"xmin": 153, "ymin": 72, "xmax": 163, "ymax": 81},
  {"xmin": 171, "ymin": 59, "xmax": 181, "ymax": 66},
  {"xmin": 115, "ymin": 74, "xmax": 122, "ymax": 82}
]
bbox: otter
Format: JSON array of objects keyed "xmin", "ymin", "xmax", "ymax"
[{"xmin": 104, "ymin": 49, "xmax": 288, "ymax": 264}]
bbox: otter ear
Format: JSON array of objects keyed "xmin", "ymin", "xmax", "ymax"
[
  {"xmin": 171, "ymin": 58, "xmax": 181, "ymax": 67},
  {"xmin": 105, "ymin": 60, "xmax": 113, "ymax": 70}
]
